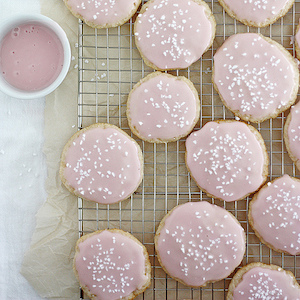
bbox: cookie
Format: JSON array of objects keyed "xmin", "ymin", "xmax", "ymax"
[
  {"xmin": 295, "ymin": 20, "xmax": 300, "ymax": 60},
  {"xmin": 126, "ymin": 72, "xmax": 200, "ymax": 143},
  {"xmin": 134, "ymin": 0, "xmax": 216, "ymax": 71},
  {"xmin": 284, "ymin": 101, "xmax": 300, "ymax": 171},
  {"xmin": 185, "ymin": 120, "xmax": 269, "ymax": 202},
  {"xmin": 63, "ymin": 0, "xmax": 141, "ymax": 29},
  {"xmin": 73, "ymin": 229, "xmax": 151, "ymax": 300},
  {"xmin": 227, "ymin": 262, "xmax": 300, "ymax": 300},
  {"xmin": 59, "ymin": 123, "xmax": 143, "ymax": 205},
  {"xmin": 249, "ymin": 174, "xmax": 300, "ymax": 255},
  {"xmin": 218, "ymin": 0, "xmax": 295, "ymax": 28},
  {"xmin": 155, "ymin": 201, "xmax": 245, "ymax": 287},
  {"xmin": 213, "ymin": 33, "xmax": 299, "ymax": 123}
]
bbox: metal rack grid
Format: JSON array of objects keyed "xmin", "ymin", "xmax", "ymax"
[{"xmin": 77, "ymin": 1, "xmax": 300, "ymax": 299}]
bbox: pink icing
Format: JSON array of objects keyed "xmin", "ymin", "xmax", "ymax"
[
  {"xmin": 65, "ymin": 0, "xmax": 140, "ymax": 26},
  {"xmin": 296, "ymin": 20, "xmax": 300, "ymax": 49},
  {"xmin": 185, "ymin": 121, "xmax": 266, "ymax": 202},
  {"xmin": 156, "ymin": 201, "xmax": 245, "ymax": 287},
  {"xmin": 134, "ymin": 0, "xmax": 214, "ymax": 70},
  {"xmin": 286, "ymin": 101, "xmax": 300, "ymax": 164},
  {"xmin": 63, "ymin": 126, "xmax": 142, "ymax": 204},
  {"xmin": 233, "ymin": 266, "xmax": 300, "ymax": 299},
  {"xmin": 213, "ymin": 33, "xmax": 297, "ymax": 122},
  {"xmin": 75, "ymin": 230, "xmax": 149, "ymax": 300},
  {"xmin": 250, "ymin": 175, "xmax": 300, "ymax": 255},
  {"xmin": 221, "ymin": 0, "xmax": 292, "ymax": 26},
  {"xmin": 0, "ymin": 23, "xmax": 63, "ymax": 91},
  {"xmin": 127, "ymin": 73, "xmax": 199, "ymax": 142}
]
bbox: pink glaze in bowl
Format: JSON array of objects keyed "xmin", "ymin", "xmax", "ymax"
[{"xmin": 0, "ymin": 14, "xmax": 71, "ymax": 99}]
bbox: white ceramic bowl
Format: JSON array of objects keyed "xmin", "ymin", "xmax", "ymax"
[{"xmin": 0, "ymin": 14, "xmax": 71, "ymax": 99}]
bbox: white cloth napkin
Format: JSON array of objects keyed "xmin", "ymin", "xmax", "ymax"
[{"xmin": 0, "ymin": 1, "xmax": 48, "ymax": 299}]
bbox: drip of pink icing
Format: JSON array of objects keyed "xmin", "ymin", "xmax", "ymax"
[
  {"xmin": 0, "ymin": 23, "xmax": 64, "ymax": 91},
  {"xmin": 233, "ymin": 266, "xmax": 300, "ymax": 299},
  {"xmin": 75, "ymin": 230, "xmax": 149, "ymax": 300},
  {"xmin": 213, "ymin": 33, "xmax": 296, "ymax": 121},
  {"xmin": 63, "ymin": 126, "xmax": 142, "ymax": 204},
  {"xmin": 221, "ymin": 0, "xmax": 292, "ymax": 25},
  {"xmin": 287, "ymin": 101, "xmax": 300, "ymax": 164},
  {"xmin": 156, "ymin": 201, "xmax": 245, "ymax": 287},
  {"xmin": 185, "ymin": 121, "xmax": 266, "ymax": 202},
  {"xmin": 65, "ymin": 0, "xmax": 140, "ymax": 26},
  {"xmin": 250, "ymin": 175, "xmax": 300, "ymax": 255},
  {"xmin": 128, "ymin": 73, "xmax": 199, "ymax": 141},
  {"xmin": 134, "ymin": 0, "xmax": 214, "ymax": 70}
]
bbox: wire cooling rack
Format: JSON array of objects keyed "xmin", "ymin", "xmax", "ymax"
[{"xmin": 77, "ymin": 1, "xmax": 300, "ymax": 299}]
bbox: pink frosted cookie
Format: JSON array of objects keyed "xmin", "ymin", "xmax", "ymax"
[
  {"xmin": 213, "ymin": 33, "xmax": 299, "ymax": 123},
  {"xmin": 218, "ymin": 0, "xmax": 294, "ymax": 27},
  {"xmin": 60, "ymin": 123, "xmax": 143, "ymax": 205},
  {"xmin": 73, "ymin": 229, "xmax": 151, "ymax": 300},
  {"xmin": 227, "ymin": 263, "xmax": 300, "ymax": 300},
  {"xmin": 126, "ymin": 72, "xmax": 200, "ymax": 143},
  {"xmin": 63, "ymin": 0, "xmax": 141, "ymax": 28},
  {"xmin": 155, "ymin": 201, "xmax": 245, "ymax": 287},
  {"xmin": 249, "ymin": 175, "xmax": 300, "ymax": 255},
  {"xmin": 284, "ymin": 101, "xmax": 300, "ymax": 171},
  {"xmin": 185, "ymin": 120, "xmax": 268, "ymax": 202},
  {"xmin": 134, "ymin": 0, "xmax": 216, "ymax": 71}
]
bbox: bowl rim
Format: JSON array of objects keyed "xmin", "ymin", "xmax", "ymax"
[{"xmin": 0, "ymin": 13, "xmax": 71, "ymax": 99}]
